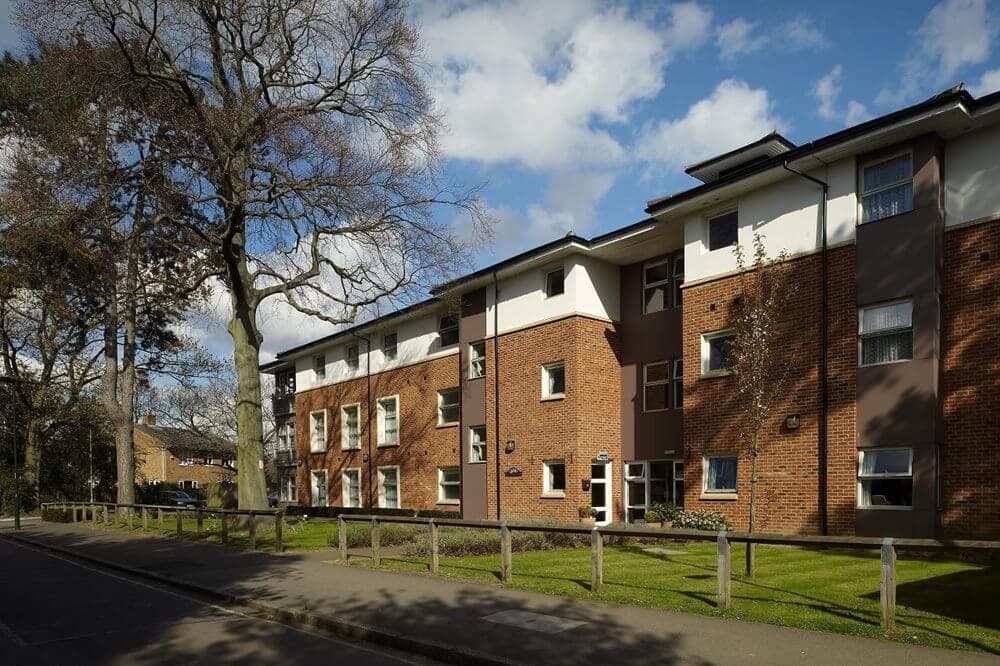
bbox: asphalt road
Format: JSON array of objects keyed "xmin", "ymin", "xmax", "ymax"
[{"xmin": 0, "ymin": 537, "xmax": 429, "ymax": 665}]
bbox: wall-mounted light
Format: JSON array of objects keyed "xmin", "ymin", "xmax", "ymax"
[
  {"xmin": 505, "ymin": 439, "xmax": 516, "ymax": 454},
  {"xmin": 784, "ymin": 414, "xmax": 801, "ymax": 431}
]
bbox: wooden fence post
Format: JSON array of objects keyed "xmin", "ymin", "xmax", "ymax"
[
  {"xmin": 128, "ymin": 507, "xmax": 134, "ymax": 531},
  {"xmin": 591, "ymin": 526, "xmax": 603, "ymax": 593},
  {"xmin": 371, "ymin": 518, "xmax": 381, "ymax": 566},
  {"xmin": 221, "ymin": 512, "xmax": 228, "ymax": 543},
  {"xmin": 196, "ymin": 509, "xmax": 203, "ymax": 536},
  {"xmin": 104, "ymin": 505, "xmax": 110, "ymax": 526},
  {"xmin": 717, "ymin": 531, "xmax": 732, "ymax": 610},
  {"xmin": 338, "ymin": 516, "xmax": 348, "ymax": 563},
  {"xmin": 274, "ymin": 513, "xmax": 283, "ymax": 553},
  {"xmin": 142, "ymin": 507, "xmax": 148, "ymax": 531},
  {"xmin": 428, "ymin": 519, "xmax": 439, "ymax": 574},
  {"xmin": 92, "ymin": 505, "xmax": 98, "ymax": 525},
  {"xmin": 72, "ymin": 505, "xmax": 78, "ymax": 523},
  {"xmin": 500, "ymin": 522, "xmax": 512, "ymax": 583},
  {"xmin": 880, "ymin": 537, "xmax": 896, "ymax": 633},
  {"xmin": 248, "ymin": 513, "xmax": 257, "ymax": 549},
  {"xmin": 176, "ymin": 509, "xmax": 182, "ymax": 536},
  {"xmin": 158, "ymin": 508, "xmax": 164, "ymax": 531}
]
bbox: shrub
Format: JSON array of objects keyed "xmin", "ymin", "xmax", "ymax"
[
  {"xmin": 401, "ymin": 524, "xmax": 589, "ymax": 557},
  {"xmin": 672, "ymin": 510, "xmax": 732, "ymax": 531},
  {"xmin": 578, "ymin": 506, "xmax": 597, "ymax": 519},
  {"xmin": 324, "ymin": 521, "xmax": 425, "ymax": 549},
  {"xmin": 645, "ymin": 502, "xmax": 681, "ymax": 524},
  {"xmin": 41, "ymin": 507, "xmax": 74, "ymax": 523}
]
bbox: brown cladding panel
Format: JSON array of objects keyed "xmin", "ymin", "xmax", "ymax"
[{"xmin": 460, "ymin": 288, "xmax": 488, "ymax": 519}]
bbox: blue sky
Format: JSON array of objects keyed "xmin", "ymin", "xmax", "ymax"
[{"xmin": 3, "ymin": 0, "xmax": 999, "ymax": 358}]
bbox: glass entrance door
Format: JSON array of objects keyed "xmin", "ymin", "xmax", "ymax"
[{"xmin": 590, "ymin": 463, "xmax": 612, "ymax": 525}]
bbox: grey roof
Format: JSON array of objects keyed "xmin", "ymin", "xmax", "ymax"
[{"xmin": 136, "ymin": 425, "xmax": 237, "ymax": 455}]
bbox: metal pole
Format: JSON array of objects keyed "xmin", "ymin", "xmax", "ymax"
[
  {"xmin": 89, "ymin": 428, "xmax": 94, "ymax": 504},
  {"xmin": 10, "ymin": 380, "xmax": 20, "ymax": 530}
]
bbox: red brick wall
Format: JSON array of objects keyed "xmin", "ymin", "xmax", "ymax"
[
  {"xmin": 294, "ymin": 354, "xmax": 462, "ymax": 510},
  {"xmin": 134, "ymin": 429, "xmax": 236, "ymax": 487},
  {"xmin": 681, "ymin": 246, "xmax": 857, "ymax": 534},
  {"xmin": 941, "ymin": 220, "xmax": 1000, "ymax": 539},
  {"xmin": 484, "ymin": 315, "xmax": 622, "ymax": 523}
]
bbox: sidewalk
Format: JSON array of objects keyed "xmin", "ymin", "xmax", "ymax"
[{"xmin": 4, "ymin": 522, "xmax": 995, "ymax": 665}]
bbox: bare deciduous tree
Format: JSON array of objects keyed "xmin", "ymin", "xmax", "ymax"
[
  {"xmin": 729, "ymin": 234, "xmax": 798, "ymax": 577},
  {"xmin": 19, "ymin": 0, "xmax": 490, "ymax": 508}
]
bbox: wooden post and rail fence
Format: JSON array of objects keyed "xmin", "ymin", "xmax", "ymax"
[
  {"xmin": 42, "ymin": 503, "xmax": 1000, "ymax": 633},
  {"xmin": 41, "ymin": 502, "xmax": 285, "ymax": 553}
]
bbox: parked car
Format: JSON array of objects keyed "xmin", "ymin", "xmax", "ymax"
[{"xmin": 162, "ymin": 490, "xmax": 205, "ymax": 508}]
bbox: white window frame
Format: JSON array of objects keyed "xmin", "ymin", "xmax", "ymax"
[
  {"xmin": 642, "ymin": 361, "xmax": 670, "ymax": 412},
  {"xmin": 860, "ymin": 152, "xmax": 913, "ymax": 224},
  {"xmin": 438, "ymin": 314, "xmax": 459, "ymax": 347},
  {"xmin": 179, "ymin": 456, "xmax": 194, "ymax": 467},
  {"xmin": 701, "ymin": 329, "xmax": 735, "ymax": 377},
  {"xmin": 309, "ymin": 409, "xmax": 327, "ymax": 453},
  {"xmin": 382, "ymin": 332, "xmax": 397, "ymax": 362},
  {"xmin": 437, "ymin": 388, "xmax": 460, "ymax": 427},
  {"xmin": 340, "ymin": 403, "xmax": 361, "ymax": 450},
  {"xmin": 377, "ymin": 395, "xmax": 400, "ymax": 447},
  {"xmin": 346, "ymin": 344, "xmax": 359, "ymax": 372},
  {"xmin": 377, "ymin": 465, "xmax": 401, "ymax": 509},
  {"xmin": 180, "ymin": 480, "xmax": 198, "ymax": 490},
  {"xmin": 642, "ymin": 257, "xmax": 671, "ymax": 314},
  {"xmin": 438, "ymin": 467, "xmax": 461, "ymax": 504},
  {"xmin": 222, "ymin": 453, "xmax": 234, "ymax": 468},
  {"xmin": 279, "ymin": 468, "xmax": 297, "ymax": 502},
  {"xmin": 858, "ymin": 299, "xmax": 914, "ymax": 367},
  {"xmin": 702, "ymin": 455, "xmax": 738, "ymax": 494},
  {"xmin": 541, "ymin": 361, "xmax": 566, "ymax": 400},
  {"xmin": 544, "ymin": 265, "xmax": 565, "ymax": 298},
  {"xmin": 857, "ymin": 448, "xmax": 914, "ymax": 510},
  {"xmin": 314, "ymin": 354, "xmax": 326, "ymax": 382},
  {"xmin": 672, "ymin": 253, "xmax": 684, "ymax": 307},
  {"xmin": 342, "ymin": 467, "xmax": 362, "ymax": 508},
  {"xmin": 202, "ymin": 455, "xmax": 214, "ymax": 466},
  {"xmin": 542, "ymin": 459, "xmax": 566, "ymax": 496},
  {"xmin": 469, "ymin": 341, "xmax": 486, "ymax": 379},
  {"xmin": 706, "ymin": 209, "xmax": 739, "ymax": 252},
  {"xmin": 310, "ymin": 469, "xmax": 328, "ymax": 507},
  {"xmin": 469, "ymin": 425, "xmax": 487, "ymax": 463},
  {"xmin": 672, "ymin": 359, "xmax": 683, "ymax": 408},
  {"xmin": 277, "ymin": 422, "xmax": 296, "ymax": 452}
]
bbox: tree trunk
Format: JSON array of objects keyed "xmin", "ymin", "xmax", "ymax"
[
  {"xmin": 746, "ymin": 431, "xmax": 760, "ymax": 577},
  {"xmin": 228, "ymin": 302, "xmax": 268, "ymax": 510},
  {"xmin": 22, "ymin": 417, "xmax": 42, "ymax": 508}
]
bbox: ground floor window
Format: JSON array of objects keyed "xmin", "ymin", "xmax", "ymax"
[
  {"xmin": 279, "ymin": 468, "xmax": 296, "ymax": 502},
  {"xmin": 342, "ymin": 468, "xmax": 361, "ymax": 508},
  {"xmin": 703, "ymin": 455, "xmax": 737, "ymax": 494},
  {"xmin": 543, "ymin": 460, "xmax": 566, "ymax": 495},
  {"xmin": 378, "ymin": 466, "xmax": 400, "ymax": 508},
  {"xmin": 439, "ymin": 467, "xmax": 460, "ymax": 503},
  {"xmin": 179, "ymin": 480, "xmax": 198, "ymax": 490},
  {"xmin": 858, "ymin": 448, "xmax": 913, "ymax": 508},
  {"xmin": 624, "ymin": 460, "xmax": 683, "ymax": 523},
  {"xmin": 311, "ymin": 470, "xmax": 328, "ymax": 507}
]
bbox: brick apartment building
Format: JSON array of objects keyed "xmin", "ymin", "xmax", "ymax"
[
  {"xmin": 263, "ymin": 87, "xmax": 1000, "ymax": 539},
  {"xmin": 134, "ymin": 416, "xmax": 237, "ymax": 490}
]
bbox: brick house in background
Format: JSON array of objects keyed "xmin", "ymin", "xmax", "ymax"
[
  {"xmin": 134, "ymin": 416, "xmax": 237, "ymax": 490},
  {"xmin": 263, "ymin": 86, "xmax": 1000, "ymax": 539}
]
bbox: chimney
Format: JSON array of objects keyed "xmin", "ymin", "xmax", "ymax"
[{"xmin": 141, "ymin": 415, "xmax": 156, "ymax": 426}]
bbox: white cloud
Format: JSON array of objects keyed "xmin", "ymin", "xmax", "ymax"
[
  {"xmin": 969, "ymin": 68, "xmax": 1000, "ymax": 96},
  {"xmin": 716, "ymin": 18, "xmax": 768, "ymax": 60},
  {"xmin": 845, "ymin": 100, "xmax": 872, "ymax": 126},
  {"xmin": 636, "ymin": 79, "xmax": 787, "ymax": 170},
  {"xmin": 416, "ymin": 1, "xmax": 711, "ymax": 170},
  {"xmin": 813, "ymin": 65, "xmax": 843, "ymax": 120},
  {"xmin": 877, "ymin": 0, "xmax": 997, "ymax": 106},
  {"xmin": 782, "ymin": 16, "xmax": 830, "ymax": 50}
]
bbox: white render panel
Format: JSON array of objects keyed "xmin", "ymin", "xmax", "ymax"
[
  {"xmin": 945, "ymin": 124, "xmax": 1000, "ymax": 226},
  {"xmin": 683, "ymin": 158, "xmax": 857, "ymax": 285},
  {"xmin": 574, "ymin": 255, "xmax": 621, "ymax": 323}
]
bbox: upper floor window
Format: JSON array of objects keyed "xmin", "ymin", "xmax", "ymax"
[
  {"xmin": 469, "ymin": 341, "xmax": 486, "ymax": 379},
  {"xmin": 541, "ymin": 362, "xmax": 565, "ymax": 399},
  {"xmin": 672, "ymin": 255, "xmax": 684, "ymax": 306},
  {"xmin": 859, "ymin": 300, "xmax": 913, "ymax": 366},
  {"xmin": 179, "ymin": 456, "xmax": 194, "ymax": 466},
  {"xmin": 313, "ymin": 355, "xmax": 326, "ymax": 382},
  {"xmin": 377, "ymin": 395, "xmax": 399, "ymax": 447},
  {"xmin": 643, "ymin": 258, "xmax": 671, "ymax": 314},
  {"xmin": 341, "ymin": 404, "xmax": 360, "ymax": 450},
  {"xmin": 861, "ymin": 154, "xmax": 912, "ymax": 224},
  {"xmin": 382, "ymin": 332, "xmax": 397, "ymax": 362},
  {"xmin": 701, "ymin": 329, "xmax": 735, "ymax": 376},
  {"xmin": 642, "ymin": 361, "xmax": 669, "ymax": 412},
  {"xmin": 858, "ymin": 448, "xmax": 913, "ymax": 508},
  {"xmin": 309, "ymin": 410, "xmax": 327, "ymax": 452},
  {"xmin": 545, "ymin": 266, "xmax": 565, "ymax": 297},
  {"xmin": 469, "ymin": 425, "xmax": 487, "ymax": 463},
  {"xmin": 276, "ymin": 370, "xmax": 295, "ymax": 397},
  {"xmin": 672, "ymin": 359, "xmax": 683, "ymax": 408},
  {"xmin": 346, "ymin": 344, "xmax": 359, "ymax": 371},
  {"xmin": 277, "ymin": 422, "xmax": 296, "ymax": 451},
  {"xmin": 438, "ymin": 314, "xmax": 459, "ymax": 347},
  {"xmin": 437, "ymin": 388, "xmax": 460, "ymax": 426},
  {"xmin": 221, "ymin": 453, "xmax": 234, "ymax": 468},
  {"xmin": 707, "ymin": 210, "xmax": 738, "ymax": 251}
]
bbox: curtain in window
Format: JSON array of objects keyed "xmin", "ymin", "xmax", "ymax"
[
  {"xmin": 862, "ymin": 183, "xmax": 913, "ymax": 223},
  {"xmin": 708, "ymin": 457, "xmax": 736, "ymax": 491},
  {"xmin": 862, "ymin": 332, "xmax": 913, "ymax": 365},
  {"xmin": 383, "ymin": 401, "xmax": 398, "ymax": 444},
  {"xmin": 863, "ymin": 155, "xmax": 910, "ymax": 190},
  {"xmin": 861, "ymin": 301, "xmax": 912, "ymax": 333},
  {"xmin": 860, "ymin": 449, "xmax": 911, "ymax": 475}
]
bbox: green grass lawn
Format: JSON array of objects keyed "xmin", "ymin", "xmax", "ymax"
[{"xmin": 362, "ymin": 543, "xmax": 999, "ymax": 654}]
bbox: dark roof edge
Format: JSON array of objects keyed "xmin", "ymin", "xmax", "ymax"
[
  {"xmin": 683, "ymin": 131, "xmax": 795, "ymax": 175},
  {"xmin": 646, "ymin": 87, "xmax": 977, "ymax": 215}
]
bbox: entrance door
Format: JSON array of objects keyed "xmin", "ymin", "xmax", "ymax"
[{"xmin": 590, "ymin": 463, "xmax": 612, "ymax": 525}]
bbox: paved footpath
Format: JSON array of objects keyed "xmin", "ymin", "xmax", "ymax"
[{"xmin": 3, "ymin": 523, "xmax": 996, "ymax": 665}]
